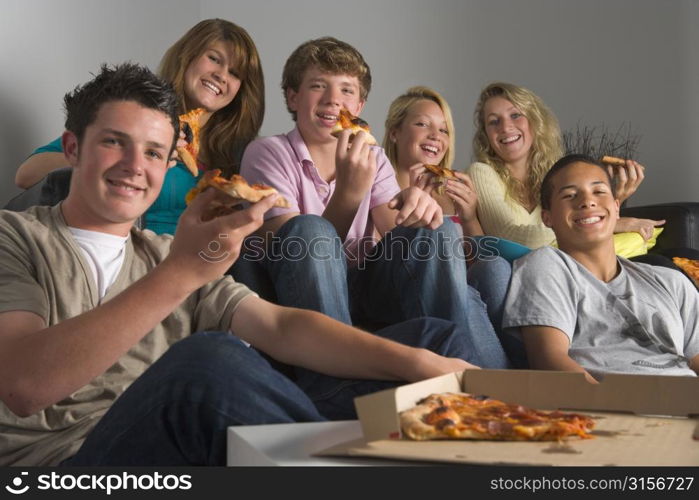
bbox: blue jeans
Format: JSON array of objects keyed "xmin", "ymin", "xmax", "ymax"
[
  {"xmin": 229, "ymin": 249, "xmax": 278, "ymax": 303},
  {"xmin": 261, "ymin": 215, "xmax": 509, "ymax": 369},
  {"xmin": 64, "ymin": 317, "xmax": 489, "ymax": 465},
  {"xmin": 66, "ymin": 332, "xmax": 325, "ymax": 466},
  {"xmin": 469, "ymin": 256, "xmax": 528, "ymax": 369},
  {"xmin": 467, "ymin": 256, "xmax": 511, "ymax": 333}
]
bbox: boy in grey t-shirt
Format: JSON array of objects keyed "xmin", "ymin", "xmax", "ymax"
[{"xmin": 503, "ymin": 154, "xmax": 699, "ymax": 382}]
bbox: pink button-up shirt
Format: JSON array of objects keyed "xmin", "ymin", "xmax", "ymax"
[{"xmin": 241, "ymin": 127, "xmax": 400, "ymax": 266}]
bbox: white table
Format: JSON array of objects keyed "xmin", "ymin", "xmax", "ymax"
[{"xmin": 227, "ymin": 420, "xmax": 411, "ymax": 466}]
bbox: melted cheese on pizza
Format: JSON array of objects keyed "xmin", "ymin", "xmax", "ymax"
[{"xmin": 400, "ymin": 392, "xmax": 595, "ymax": 441}]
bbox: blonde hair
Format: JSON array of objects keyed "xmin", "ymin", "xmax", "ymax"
[
  {"xmin": 383, "ymin": 86, "xmax": 455, "ymax": 173},
  {"xmin": 159, "ymin": 19, "xmax": 264, "ymax": 175},
  {"xmin": 472, "ymin": 82, "xmax": 562, "ymax": 207},
  {"xmin": 281, "ymin": 37, "xmax": 371, "ymax": 120}
]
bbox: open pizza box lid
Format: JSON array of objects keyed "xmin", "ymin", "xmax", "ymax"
[{"xmin": 317, "ymin": 369, "xmax": 699, "ymax": 466}]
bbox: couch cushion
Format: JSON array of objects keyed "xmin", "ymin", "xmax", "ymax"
[{"xmin": 621, "ymin": 202, "xmax": 699, "ymax": 251}]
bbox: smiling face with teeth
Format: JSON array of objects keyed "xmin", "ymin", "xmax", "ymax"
[
  {"xmin": 483, "ymin": 96, "xmax": 533, "ymax": 171},
  {"xmin": 183, "ymin": 41, "xmax": 242, "ymax": 114},
  {"xmin": 390, "ymin": 99, "xmax": 449, "ymax": 171},
  {"xmin": 542, "ymin": 161, "xmax": 620, "ymax": 254},
  {"xmin": 286, "ymin": 66, "xmax": 365, "ymax": 147},
  {"xmin": 61, "ymin": 100, "xmax": 175, "ymax": 236}
]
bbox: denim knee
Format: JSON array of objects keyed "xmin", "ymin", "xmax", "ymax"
[
  {"xmin": 416, "ymin": 219, "xmax": 462, "ymax": 240},
  {"xmin": 152, "ymin": 332, "xmax": 323, "ymax": 417},
  {"xmin": 373, "ymin": 317, "xmax": 485, "ymax": 362},
  {"xmin": 372, "ymin": 317, "xmax": 457, "ymax": 348},
  {"xmin": 272, "ymin": 215, "xmax": 344, "ymax": 262},
  {"xmin": 161, "ymin": 332, "xmax": 263, "ymax": 387},
  {"xmin": 167, "ymin": 330, "xmax": 243, "ymax": 357},
  {"xmin": 276, "ymin": 214, "xmax": 338, "ymax": 240},
  {"xmin": 390, "ymin": 220, "xmax": 465, "ymax": 261},
  {"xmin": 469, "ymin": 255, "xmax": 512, "ymax": 285},
  {"xmin": 397, "ymin": 317, "xmax": 469, "ymax": 357}
]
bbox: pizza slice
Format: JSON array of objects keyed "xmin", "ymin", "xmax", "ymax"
[
  {"xmin": 672, "ymin": 257, "xmax": 699, "ymax": 287},
  {"xmin": 601, "ymin": 155, "xmax": 627, "ymax": 167},
  {"xmin": 185, "ymin": 169, "xmax": 290, "ymax": 221},
  {"xmin": 330, "ymin": 107, "xmax": 378, "ymax": 145},
  {"xmin": 177, "ymin": 108, "xmax": 206, "ymax": 176},
  {"xmin": 423, "ymin": 164, "xmax": 457, "ymax": 195},
  {"xmin": 400, "ymin": 392, "xmax": 595, "ymax": 441}
]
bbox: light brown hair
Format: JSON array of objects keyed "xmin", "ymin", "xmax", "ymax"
[
  {"xmin": 281, "ymin": 37, "xmax": 371, "ymax": 120},
  {"xmin": 159, "ymin": 18, "xmax": 264, "ymax": 174}
]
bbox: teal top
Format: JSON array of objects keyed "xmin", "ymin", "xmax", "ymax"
[
  {"xmin": 144, "ymin": 163, "xmax": 199, "ymax": 235},
  {"xmin": 31, "ymin": 137, "xmax": 199, "ymax": 235},
  {"xmin": 471, "ymin": 235, "xmax": 531, "ymax": 263}
]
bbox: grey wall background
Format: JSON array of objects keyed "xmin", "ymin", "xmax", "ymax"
[{"xmin": 1, "ymin": 0, "xmax": 697, "ymax": 207}]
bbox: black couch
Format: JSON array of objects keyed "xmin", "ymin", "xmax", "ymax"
[
  {"xmin": 621, "ymin": 203, "xmax": 699, "ymax": 253},
  {"xmin": 3, "ymin": 168, "xmax": 698, "ymax": 252},
  {"xmin": 4, "ymin": 168, "xmax": 72, "ymax": 213}
]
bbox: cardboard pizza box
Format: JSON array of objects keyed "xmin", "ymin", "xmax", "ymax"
[{"xmin": 318, "ymin": 370, "xmax": 699, "ymax": 466}]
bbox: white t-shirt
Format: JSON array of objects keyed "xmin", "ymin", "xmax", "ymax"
[{"xmin": 68, "ymin": 227, "xmax": 128, "ymax": 299}]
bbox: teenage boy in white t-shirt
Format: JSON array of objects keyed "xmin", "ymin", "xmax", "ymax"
[{"xmin": 0, "ymin": 63, "xmax": 482, "ymax": 466}]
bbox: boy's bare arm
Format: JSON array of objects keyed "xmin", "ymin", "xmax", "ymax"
[
  {"xmin": 521, "ymin": 325, "xmax": 598, "ymax": 384},
  {"xmin": 0, "ymin": 190, "xmax": 277, "ymax": 417},
  {"xmin": 320, "ymin": 129, "xmax": 378, "ymax": 239},
  {"xmin": 231, "ymin": 296, "xmax": 475, "ymax": 382}
]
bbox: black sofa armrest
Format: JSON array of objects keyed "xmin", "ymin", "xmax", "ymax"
[
  {"xmin": 3, "ymin": 181, "xmax": 43, "ymax": 211},
  {"xmin": 39, "ymin": 167, "xmax": 73, "ymax": 206},
  {"xmin": 3, "ymin": 167, "xmax": 73, "ymax": 211},
  {"xmin": 620, "ymin": 202, "xmax": 699, "ymax": 252}
]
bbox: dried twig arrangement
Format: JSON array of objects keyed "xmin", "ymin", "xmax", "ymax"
[{"xmin": 562, "ymin": 122, "xmax": 641, "ymax": 160}]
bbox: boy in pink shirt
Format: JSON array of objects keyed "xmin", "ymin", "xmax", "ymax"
[{"xmin": 240, "ymin": 37, "xmax": 509, "ymax": 374}]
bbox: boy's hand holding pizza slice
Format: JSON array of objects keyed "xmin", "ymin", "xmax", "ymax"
[
  {"xmin": 330, "ymin": 107, "xmax": 378, "ymax": 145},
  {"xmin": 185, "ymin": 169, "xmax": 290, "ymax": 221}
]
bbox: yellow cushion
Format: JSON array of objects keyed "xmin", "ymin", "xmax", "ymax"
[
  {"xmin": 613, "ymin": 227, "xmax": 664, "ymax": 258},
  {"xmin": 551, "ymin": 228, "xmax": 663, "ymax": 258}
]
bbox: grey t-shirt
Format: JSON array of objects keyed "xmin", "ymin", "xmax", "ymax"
[{"xmin": 503, "ymin": 246, "xmax": 699, "ymax": 379}]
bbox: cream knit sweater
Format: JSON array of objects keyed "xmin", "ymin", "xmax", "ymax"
[{"xmin": 466, "ymin": 162, "xmax": 555, "ymax": 248}]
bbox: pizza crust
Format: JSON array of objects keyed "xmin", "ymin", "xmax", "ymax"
[
  {"xmin": 177, "ymin": 147, "xmax": 198, "ymax": 177},
  {"xmin": 423, "ymin": 164, "xmax": 457, "ymax": 195},
  {"xmin": 186, "ymin": 169, "xmax": 290, "ymax": 221},
  {"xmin": 177, "ymin": 108, "xmax": 206, "ymax": 176},
  {"xmin": 672, "ymin": 257, "xmax": 699, "ymax": 287},
  {"xmin": 601, "ymin": 155, "xmax": 626, "ymax": 167}
]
